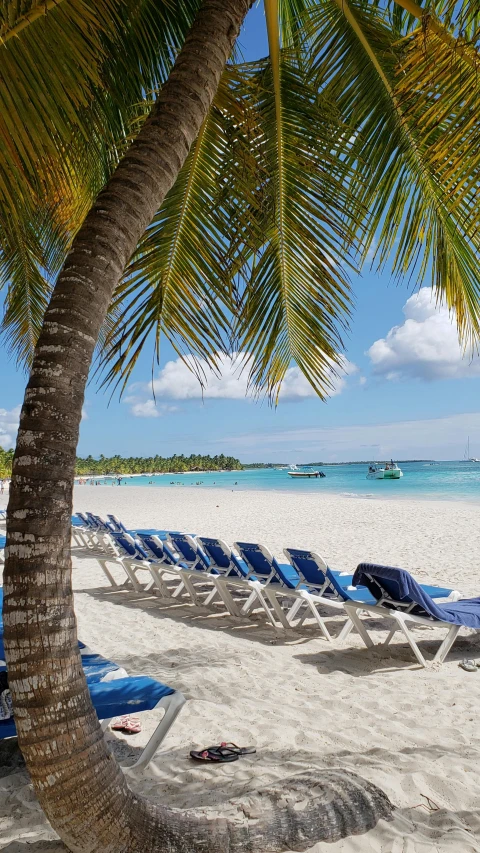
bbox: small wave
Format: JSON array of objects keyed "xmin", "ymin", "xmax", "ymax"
[{"xmin": 339, "ymin": 491, "xmax": 375, "ymax": 499}]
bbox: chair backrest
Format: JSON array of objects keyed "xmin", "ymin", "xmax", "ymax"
[
  {"xmin": 283, "ymin": 548, "xmax": 339, "ymax": 594},
  {"xmin": 136, "ymin": 534, "xmax": 178, "ymax": 566},
  {"xmin": 234, "ymin": 541, "xmax": 275, "ymax": 579},
  {"xmin": 196, "ymin": 537, "xmax": 247, "ymax": 578},
  {"xmin": 107, "ymin": 513, "xmax": 128, "ymax": 533},
  {"xmin": 113, "ymin": 532, "xmax": 150, "ymax": 561},
  {"xmin": 352, "ymin": 563, "xmax": 435, "ymax": 617},
  {"xmin": 167, "ymin": 534, "xmax": 210, "ymax": 570},
  {"xmin": 76, "ymin": 511, "xmax": 93, "ymax": 528}
]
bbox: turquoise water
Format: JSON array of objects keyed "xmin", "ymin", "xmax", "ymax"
[{"xmin": 81, "ymin": 461, "xmax": 480, "ymax": 502}]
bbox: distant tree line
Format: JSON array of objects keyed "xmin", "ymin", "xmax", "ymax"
[
  {"xmin": 0, "ymin": 447, "xmax": 14, "ymax": 477},
  {"xmin": 75, "ymin": 453, "xmax": 243, "ymax": 475}
]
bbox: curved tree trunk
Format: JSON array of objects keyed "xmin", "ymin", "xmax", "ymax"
[{"xmin": 2, "ymin": 0, "xmax": 393, "ymax": 850}]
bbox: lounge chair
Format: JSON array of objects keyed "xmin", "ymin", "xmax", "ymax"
[
  {"xmin": 0, "ymin": 535, "xmax": 4, "ymax": 564},
  {"xmin": 164, "ymin": 533, "xmax": 246, "ymax": 609},
  {"xmin": 255, "ymin": 548, "xmax": 375, "ymax": 639},
  {"xmin": 93, "ymin": 531, "xmax": 170, "ymax": 593},
  {"xmin": 231, "ymin": 541, "xmax": 308, "ymax": 628},
  {"xmin": 345, "ymin": 563, "xmax": 472, "ymax": 666},
  {"xmin": 278, "ymin": 548, "xmax": 458, "ymax": 640},
  {"xmin": 194, "ymin": 536, "xmax": 268, "ymax": 616},
  {"xmin": 0, "ymin": 601, "xmax": 186, "ymax": 770}
]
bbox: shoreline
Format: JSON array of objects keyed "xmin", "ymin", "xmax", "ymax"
[{"xmin": 71, "ymin": 481, "xmax": 480, "ymax": 506}]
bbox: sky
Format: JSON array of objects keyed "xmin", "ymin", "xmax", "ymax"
[{"xmin": 1, "ymin": 5, "xmax": 480, "ymax": 463}]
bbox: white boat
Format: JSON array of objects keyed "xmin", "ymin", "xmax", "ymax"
[
  {"xmin": 367, "ymin": 461, "xmax": 403, "ymax": 480},
  {"xmin": 288, "ymin": 466, "xmax": 325, "ymax": 478},
  {"xmin": 464, "ymin": 437, "xmax": 480, "ymax": 462},
  {"xmin": 366, "ymin": 464, "xmax": 385, "ymax": 480}
]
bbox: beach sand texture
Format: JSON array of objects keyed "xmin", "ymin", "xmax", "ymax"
[{"xmin": 1, "ymin": 486, "xmax": 480, "ymax": 851}]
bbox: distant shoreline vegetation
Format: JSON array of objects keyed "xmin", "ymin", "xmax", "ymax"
[
  {"xmin": 75, "ymin": 453, "xmax": 243, "ymax": 475},
  {"xmin": 0, "ymin": 447, "xmax": 13, "ymax": 477}
]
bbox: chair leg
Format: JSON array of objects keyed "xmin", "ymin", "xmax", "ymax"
[
  {"xmin": 344, "ymin": 605, "xmax": 375, "ymax": 648},
  {"xmin": 304, "ymin": 599, "xmax": 332, "ymax": 641},
  {"xmin": 286, "ymin": 598, "xmax": 304, "ymax": 623},
  {"xmin": 246, "ymin": 582, "xmax": 278, "ymax": 628},
  {"xmin": 97, "ymin": 559, "xmax": 121, "ymax": 588},
  {"xmin": 121, "ymin": 562, "xmax": 144, "ymax": 592},
  {"xmin": 265, "ymin": 589, "xmax": 291, "ymax": 629},
  {"xmin": 434, "ymin": 625, "xmax": 460, "ymax": 664},
  {"xmin": 212, "ymin": 580, "xmax": 242, "ymax": 617},
  {"xmin": 148, "ymin": 566, "xmax": 170, "ymax": 598},
  {"xmin": 395, "ymin": 616, "xmax": 427, "ymax": 667},
  {"xmin": 338, "ymin": 616, "xmax": 355, "ymax": 642},
  {"xmin": 383, "ymin": 627, "xmax": 397, "ymax": 647},
  {"xmin": 126, "ymin": 691, "xmax": 186, "ymax": 773},
  {"xmin": 241, "ymin": 589, "xmax": 258, "ymax": 615}
]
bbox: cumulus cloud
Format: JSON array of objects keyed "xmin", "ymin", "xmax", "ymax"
[
  {"xmin": 125, "ymin": 397, "xmax": 179, "ymax": 419},
  {"xmin": 126, "ymin": 351, "xmax": 357, "ymax": 415},
  {"xmin": 367, "ymin": 288, "xmax": 480, "ymax": 380},
  {"xmin": 0, "ymin": 405, "xmax": 21, "ymax": 449}
]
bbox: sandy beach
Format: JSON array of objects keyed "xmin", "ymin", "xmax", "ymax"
[{"xmin": 1, "ymin": 486, "xmax": 480, "ymax": 851}]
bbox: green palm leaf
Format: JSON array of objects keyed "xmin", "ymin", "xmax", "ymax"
[
  {"xmin": 230, "ymin": 52, "xmax": 358, "ymax": 400},
  {"xmin": 97, "ymin": 71, "xmax": 244, "ymax": 396},
  {"xmin": 309, "ymin": 0, "xmax": 480, "ymax": 341},
  {"xmin": 0, "ymin": 0, "xmax": 202, "ymax": 366}
]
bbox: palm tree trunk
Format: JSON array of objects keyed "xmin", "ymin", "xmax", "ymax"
[{"xmin": 2, "ymin": 0, "xmax": 392, "ymax": 850}]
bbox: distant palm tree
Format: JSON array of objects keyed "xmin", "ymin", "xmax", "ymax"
[{"xmin": 2, "ymin": 0, "xmax": 479, "ymax": 851}]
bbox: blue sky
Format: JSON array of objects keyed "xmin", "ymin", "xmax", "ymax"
[{"xmin": 1, "ymin": 5, "xmax": 480, "ymax": 463}]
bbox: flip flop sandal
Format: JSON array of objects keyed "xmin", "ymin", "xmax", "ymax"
[
  {"xmin": 190, "ymin": 747, "xmax": 239, "ymax": 763},
  {"xmin": 218, "ymin": 741, "xmax": 256, "ymax": 756},
  {"xmin": 111, "ymin": 715, "xmax": 142, "ymax": 734},
  {"xmin": 459, "ymin": 659, "xmax": 478, "ymax": 672}
]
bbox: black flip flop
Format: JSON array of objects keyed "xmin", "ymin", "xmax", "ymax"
[{"xmin": 190, "ymin": 747, "xmax": 239, "ymax": 763}]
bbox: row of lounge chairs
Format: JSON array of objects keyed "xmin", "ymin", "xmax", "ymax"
[{"xmin": 72, "ymin": 511, "xmax": 480, "ymax": 668}]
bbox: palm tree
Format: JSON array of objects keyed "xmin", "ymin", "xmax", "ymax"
[{"xmin": 1, "ymin": 0, "xmax": 479, "ymax": 850}]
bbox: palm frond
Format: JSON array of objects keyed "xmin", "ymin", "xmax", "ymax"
[
  {"xmin": 0, "ymin": 0, "xmax": 202, "ymax": 366},
  {"xmin": 309, "ymin": 0, "xmax": 480, "ymax": 342},
  {"xmin": 230, "ymin": 52, "xmax": 358, "ymax": 400},
  {"xmin": 97, "ymin": 71, "xmax": 242, "ymax": 396}
]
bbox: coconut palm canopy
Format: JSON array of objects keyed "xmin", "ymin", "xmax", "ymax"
[{"xmin": 1, "ymin": 0, "xmax": 479, "ymax": 397}]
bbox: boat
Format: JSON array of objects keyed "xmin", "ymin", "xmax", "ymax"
[
  {"xmin": 366, "ymin": 464, "xmax": 385, "ymax": 480},
  {"xmin": 366, "ymin": 461, "xmax": 403, "ymax": 480},
  {"xmin": 288, "ymin": 466, "xmax": 325, "ymax": 478},
  {"xmin": 463, "ymin": 437, "xmax": 480, "ymax": 462}
]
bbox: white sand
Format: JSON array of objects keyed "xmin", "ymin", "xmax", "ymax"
[{"xmin": 1, "ymin": 486, "xmax": 480, "ymax": 851}]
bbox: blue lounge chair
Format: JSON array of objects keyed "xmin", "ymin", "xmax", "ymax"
[
  {"xmin": 0, "ymin": 597, "xmax": 185, "ymax": 770},
  {"xmin": 346, "ymin": 563, "xmax": 472, "ymax": 666},
  {"xmin": 279, "ymin": 548, "xmax": 458, "ymax": 640},
  {"xmin": 250, "ymin": 548, "xmax": 376, "ymax": 639},
  {"xmin": 0, "ymin": 535, "xmax": 5, "ymax": 564},
  {"xmin": 230, "ymin": 541, "xmax": 309, "ymax": 628},
  {"xmin": 94, "ymin": 531, "xmax": 173, "ymax": 594}
]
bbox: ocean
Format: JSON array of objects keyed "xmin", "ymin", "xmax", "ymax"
[{"xmin": 80, "ymin": 460, "xmax": 480, "ymax": 502}]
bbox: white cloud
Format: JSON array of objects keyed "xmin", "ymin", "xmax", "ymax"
[
  {"xmin": 127, "ymin": 352, "xmax": 357, "ymax": 413},
  {"xmin": 0, "ymin": 406, "xmax": 21, "ymax": 449},
  {"xmin": 367, "ymin": 288, "xmax": 480, "ymax": 381},
  {"xmin": 125, "ymin": 397, "xmax": 179, "ymax": 419}
]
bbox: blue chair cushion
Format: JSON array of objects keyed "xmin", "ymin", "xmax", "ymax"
[{"xmin": 88, "ymin": 676, "xmax": 175, "ymax": 718}]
